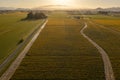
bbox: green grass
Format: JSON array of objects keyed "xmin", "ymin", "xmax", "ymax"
[
  {"xmin": 84, "ymin": 15, "xmax": 120, "ymax": 80},
  {"xmin": 0, "ymin": 12, "xmax": 43, "ymax": 64},
  {"xmin": 11, "ymin": 12, "xmax": 105, "ymax": 80}
]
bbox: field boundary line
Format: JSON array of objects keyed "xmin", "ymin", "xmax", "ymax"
[
  {"xmin": 0, "ymin": 20, "xmax": 48, "ymax": 80},
  {"xmin": 80, "ymin": 23, "xmax": 115, "ymax": 80}
]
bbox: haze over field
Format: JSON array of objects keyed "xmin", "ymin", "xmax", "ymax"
[
  {"xmin": 0, "ymin": 0, "xmax": 120, "ymax": 9},
  {"xmin": 0, "ymin": 0, "xmax": 120, "ymax": 80}
]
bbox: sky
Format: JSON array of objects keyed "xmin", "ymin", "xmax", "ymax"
[{"xmin": 0, "ymin": 0, "xmax": 120, "ymax": 8}]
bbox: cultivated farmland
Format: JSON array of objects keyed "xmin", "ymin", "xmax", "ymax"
[
  {"xmin": 11, "ymin": 12, "xmax": 105, "ymax": 80},
  {"xmin": 84, "ymin": 15, "xmax": 120, "ymax": 80},
  {"xmin": 0, "ymin": 12, "xmax": 44, "ymax": 75}
]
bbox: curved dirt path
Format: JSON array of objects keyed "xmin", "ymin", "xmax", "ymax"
[
  {"xmin": 80, "ymin": 23, "xmax": 115, "ymax": 80},
  {"xmin": 0, "ymin": 20, "xmax": 48, "ymax": 80}
]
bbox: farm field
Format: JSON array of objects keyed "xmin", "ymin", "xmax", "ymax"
[
  {"xmin": 11, "ymin": 12, "xmax": 105, "ymax": 80},
  {"xmin": 84, "ymin": 15, "xmax": 120, "ymax": 80},
  {"xmin": 87, "ymin": 15, "xmax": 120, "ymax": 32},
  {"xmin": 0, "ymin": 12, "xmax": 44, "ymax": 73}
]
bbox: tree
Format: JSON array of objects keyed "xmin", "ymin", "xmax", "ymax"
[
  {"xmin": 27, "ymin": 12, "xmax": 34, "ymax": 19},
  {"xmin": 25, "ymin": 12, "xmax": 47, "ymax": 20}
]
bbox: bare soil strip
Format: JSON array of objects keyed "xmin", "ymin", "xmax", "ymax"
[
  {"xmin": 0, "ymin": 20, "xmax": 48, "ymax": 80},
  {"xmin": 80, "ymin": 23, "xmax": 115, "ymax": 80}
]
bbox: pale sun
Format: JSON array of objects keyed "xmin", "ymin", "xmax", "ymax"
[{"xmin": 54, "ymin": 0, "xmax": 70, "ymax": 5}]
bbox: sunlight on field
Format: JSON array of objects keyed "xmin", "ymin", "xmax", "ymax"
[
  {"xmin": 84, "ymin": 15, "xmax": 120, "ymax": 80},
  {"xmin": 93, "ymin": 19, "xmax": 120, "ymax": 26},
  {"xmin": 90, "ymin": 16, "xmax": 120, "ymax": 32},
  {"xmin": 11, "ymin": 12, "xmax": 104, "ymax": 80}
]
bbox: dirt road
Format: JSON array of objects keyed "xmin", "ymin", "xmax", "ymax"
[
  {"xmin": 0, "ymin": 20, "xmax": 48, "ymax": 80},
  {"xmin": 80, "ymin": 23, "xmax": 115, "ymax": 80}
]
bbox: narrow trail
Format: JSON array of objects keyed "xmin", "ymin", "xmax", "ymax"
[
  {"xmin": 80, "ymin": 23, "xmax": 115, "ymax": 80},
  {"xmin": 0, "ymin": 20, "xmax": 48, "ymax": 80}
]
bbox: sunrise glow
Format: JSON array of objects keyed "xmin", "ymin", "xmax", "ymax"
[
  {"xmin": 0, "ymin": 0, "xmax": 120, "ymax": 8},
  {"xmin": 53, "ymin": 0, "xmax": 71, "ymax": 5}
]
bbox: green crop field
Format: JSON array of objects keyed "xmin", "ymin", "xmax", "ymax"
[
  {"xmin": 0, "ymin": 12, "xmax": 43, "ymax": 66},
  {"xmin": 11, "ymin": 12, "xmax": 105, "ymax": 80},
  {"xmin": 84, "ymin": 15, "xmax": 120, "ymax": 80}
]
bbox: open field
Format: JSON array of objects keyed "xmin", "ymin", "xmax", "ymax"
[
  {"xmin": 84, "ymin": 15, "xmax": 120, "ymax": 80},
  {"xmin": 86, "ymin": 15, "xmax": 120, "ymax": 32},
  {"xmin": 84, "ymin": 15, "xmax": 120, "ymax": 20},
  {"xmin": 11, "ymin": 12, "xmax": 105, "ymax": 80},
  {"xmin": 0, "ymin": 12, "xmax": 44, "ymax": 77},
  {"xmin": 0, "ymin": 12, "xmax": 43, "ymax": 63}
]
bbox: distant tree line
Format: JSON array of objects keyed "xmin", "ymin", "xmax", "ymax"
[
  {"xmin": 98, "ymin": 11, "xmax": 109, "ymax": 15},
  {"xmin": 25, "ymin": 12, "xmax": 47, "ymax": 20}
]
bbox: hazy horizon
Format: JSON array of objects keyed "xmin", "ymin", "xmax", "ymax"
[{"xmin": 0, "ymin": 0, "xmax": 120, "ymax": 9}]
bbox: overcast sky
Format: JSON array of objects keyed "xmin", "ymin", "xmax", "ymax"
[{"xmin": 0, "ymin": 0, "xmax": 120, "ymax": 8}]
